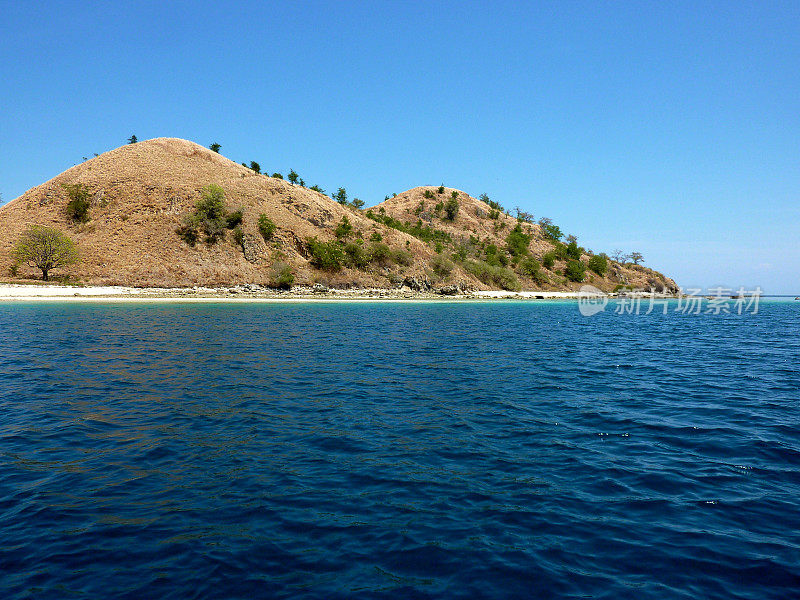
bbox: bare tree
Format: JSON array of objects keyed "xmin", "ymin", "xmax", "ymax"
[
  {"xmin": 14, "ymin": 226, "xmax": 79, "ymax": 281},
  {"xmin": 629, "ymin": 251, "xmax": 644, "ymax": 265}
]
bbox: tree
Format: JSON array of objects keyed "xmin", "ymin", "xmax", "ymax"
[
  {"xmin": 14, "ymin": 226, "xmax": 79, "ymax": 281},
  {"xmin": 249, "ymin": 161, "xmax": 261, "ymax": 174},
  {"xmin": 351, "ymin": 198, "xmax": 364, "ymax": 210},
  {"xmin": 334, "ymin": 187, "xmax": 347, "ymax": 205},
  {"xmin": 538, "ymin": 217, "xmax": 563, "ymax": 242},
  {"xmin": 271, "ymin": 172, "xmax": 283, "ymax": 180},
  {"xmin": 629, "ymin": 251, "xmax": 644, "ymax": 265},
  {"xmin": 288, "ymin": 170, "xmax": 299, "ymax": 185},
  {"xmin": 516, "ymin": 208, "xmax": 534, "ymax": 223},
  {"xmin": 209, "ymin": 142, "xmax": 221, "ymax": 153},
  {"xmin": 128, "ymin": 134, "xmax": 138, "ymax": 144},
  {"xmin": 611, "ymin": 249, "xmax": 626, "ymax": 263}
]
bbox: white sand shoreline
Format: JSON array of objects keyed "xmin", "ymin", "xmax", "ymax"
[{"xmin": 0, "ymin": 284, "xmax": 620, "ymax": 302}]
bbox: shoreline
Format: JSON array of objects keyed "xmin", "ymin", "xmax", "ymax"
[{"xmin": 0, "ymin": 283, "xmax": 673, "ymax": 302}]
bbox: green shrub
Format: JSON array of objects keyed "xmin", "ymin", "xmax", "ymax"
[
  {"xmin": 232, "ymin": 226, "xmax": 244, "ymax": 248},
  {"xmin": 553, "ymin": 242, "xmax": 568, "ymax": 259},
  {"xmin": 393, "ymin": 249, "xmax": 413, "ymax": 266},
  {"xmin": 62, "ymin": 183, "xmax": 92, "ymax": 223},
  {"xmin": 437, "ymin": 185, "xmax": 445, "ymax": 194},
  {"xmin": 271, "ymin": 172, "xmax": 283, "ymax": 179},
  {"xmin": 288, "ymin": 170, "xmax": 299, "ymax": 185},
  {"xmin": 334, "ymin": 215, "xmax": 353, "ymax": 239},
  {"xmin": 506, "ymin": 224, "xmax": 531, "ymax": 257},
  {"xmin": 414, "ymin": 201, "xmax": 424, "ymax": 215},
  {"xmin": 270, "ymin": 262, "xmax": 294, "ymax": 289},
  {"xmin": 464, "ymin": 260, "xmax": 520, "ymax": 291},
  {"xmin": 519, "ymin": 256, "xmax": 541, "ymax": 277},
  {"xmin": 209, "ymin": 142, "xmax": 221, "ymax": 153},
  {"xmin": 307, "ymin": 237, "xmax": 345, "ymax": 271},
  {"xmin": 226, "ymin": 209, "xmax": 244, "ymax": 229},
  {"xmin": 430, "ymin": 254, "xmax": 454, "ymax": 277},
  {"xmin": 484, "ymin": 244, "xmax": 509, "ymax": 267},
  {"xmin": 542, "ymin": 251, "xmax": 556, "ymax": 269},
  {"xmin": 443, "ymin": 196, "xmax": 459, "ymax": 221},
  {"xmin": 365, "ymin": 211, "xmax": 450, "ymax": 244},
  {"xmin": 249, "ymin": 161, "xmax": 261, "ymax": 174},
  {"xmin": 566, "ymin": 239, "xmax": 581, "ymax": 260},
  {"xmin": 564, "ymin": 260, "xmax": 586, "ymax": 282},
  {"xmin": 344, "ymin": 242, "xmax": 369, "ymax": 269},
  {"xmin": 588, "ymin": 254, "xmax": 608, "ymax": 276},
  {"xmin": 177, "ymin": 184, "xmax": 233, "ymax": 245},
  {"xmin": 258, "ymin": 214, "xmax": 276, "ymax": 240},
  {"xmin": 423, "ymin": 190, "xmax": 435, "ymax": 199},
  {"xmin": 488, "ymin": 208, "xmax": 500, "ymax": 220},
  {"xmin": 369, "ymin": 242, "xmax": 393, "ymax": 265},
  {"xmin": 369, "ymin": 231, "xmax": 382, "ymax": 243}
]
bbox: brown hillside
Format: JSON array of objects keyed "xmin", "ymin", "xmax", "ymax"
[
  {"xmin": 0, "ymin": 139, "xmax": 447, "ymax": 288},
  {"xmin": 373, "ymin": 186, "xmax": 678, "ymax": 292},
  {"xmin": 0, "ymin": 139, "xmax": 676, "ymax": 291}
]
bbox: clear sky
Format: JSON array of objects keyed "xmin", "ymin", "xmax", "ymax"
[{"xmin": 1, "ymin": 1, "xmax": 798, "ymax": 293}]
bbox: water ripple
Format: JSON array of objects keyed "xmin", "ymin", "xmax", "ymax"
[{"xmin": 1, "ymin": 300, "xmax": 799, "ymax": 598}]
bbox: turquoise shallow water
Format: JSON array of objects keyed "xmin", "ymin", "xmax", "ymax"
[{"xmin": 1, "ymin": 299, "xmax": 799, "ymax": 599}]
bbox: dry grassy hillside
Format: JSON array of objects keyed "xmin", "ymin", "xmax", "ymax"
[
  {"xmin": 0, "ymin": 139, "xmax": 676, "ymax": 292},
  {"xmin": 372, "ymin": 186, "xmax": 678, "ymax": 292},
  {"xmin": 0, "ymin": 138, "xmax": 445, "ymax": 288}
]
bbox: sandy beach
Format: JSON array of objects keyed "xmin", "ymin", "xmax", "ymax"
[{"xmin": 0, "ymin": 284, "xmax": 614, "ymax": 302}]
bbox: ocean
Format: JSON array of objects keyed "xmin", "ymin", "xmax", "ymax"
[{"xmin": 1, "ymin": 299, "xmax": 798, "ymax": 599}]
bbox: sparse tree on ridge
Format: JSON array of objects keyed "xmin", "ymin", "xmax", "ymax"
[
  {"xmin": 249, "ymin": 161, "xmax": 261, "ymax": 174},
  {"xmin": 351, "ymin": 198, "xmax": 364, "ymax": 210},
  {"xmin": 611, "ymin": 249, "xmax": 627, "ymax": 263},
  {"xmin": 128, "ymin": 135, "xmax": 137, "ymax": 144},
  {"xmin": 288, "ymin": 170, "xmax": 299, "ymax": 185},
  {"xmin": 334, "ymin": 187, "xmax": 347, "ymax": 205},
  {"xmin": 629, "ymin": 251, "xmax": 644, "ymax": 265},
  {"xmin": 209, "ymin": 142, "xmax": 221, "ymax": 153},
  {"xmin": 13, "ymin": 226, "xmax": 79, "ymax": 281}
]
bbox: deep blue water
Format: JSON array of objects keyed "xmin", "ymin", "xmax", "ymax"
[{"xmin": 1, "ymin": 300, "xmax": 799, "ymax": 599}]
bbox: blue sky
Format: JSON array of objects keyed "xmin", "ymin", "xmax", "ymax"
[{"xmin": 1, "ymin": 1, "xmax": 798, "ymax": 293}]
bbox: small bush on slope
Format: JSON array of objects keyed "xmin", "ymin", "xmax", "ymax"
[{"xmin": 62, "ymin": 184, "xmax": 92, "ymax": 223}]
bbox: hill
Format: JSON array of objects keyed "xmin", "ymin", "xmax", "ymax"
[
  {"xmin": 370, "ymin": 187, "xmax": 677, "ymax": 293},
  {"xmin": 0, "ymin": 138, "xmax": 677, "ymax": 292}
]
